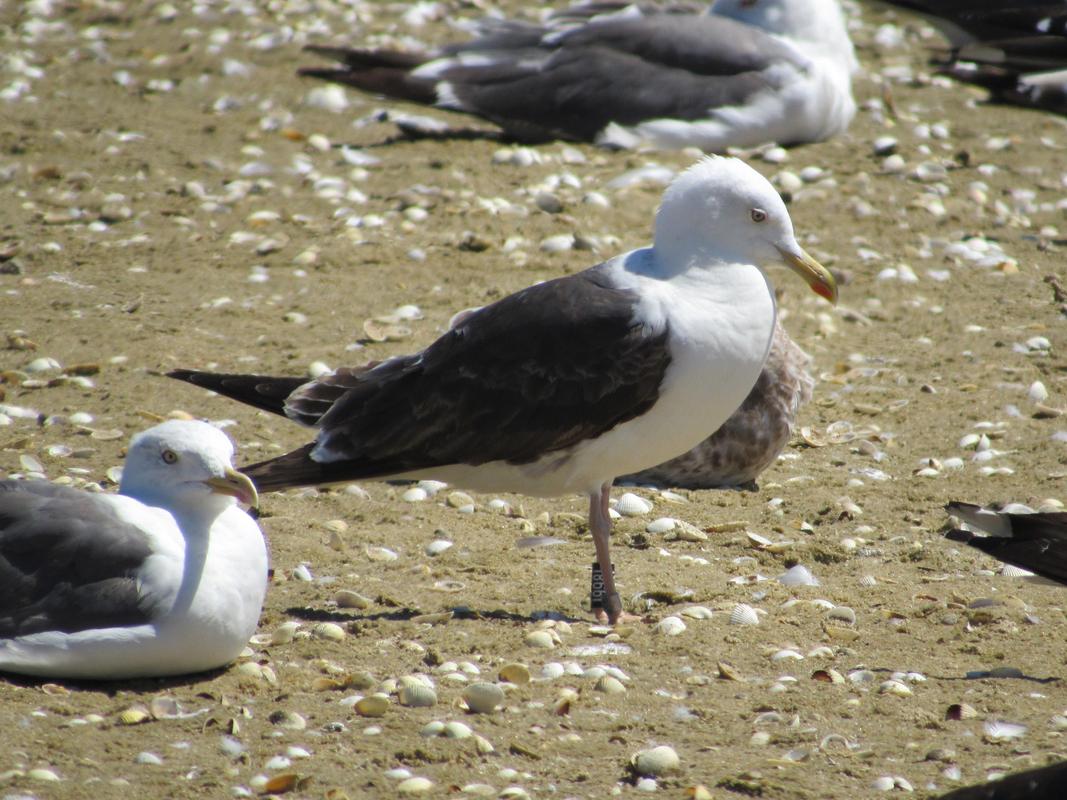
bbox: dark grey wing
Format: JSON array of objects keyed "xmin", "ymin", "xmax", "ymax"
[
  {"xmin": 243, "ymin": 267, "xmax": 672, "ymax": 491},
  {"xmin": 878, "ymin": 1, "xmax": 1067, "ymax": 113},
  {"xmin": 0, "ymin": 481, "xmax": 156, "ymax": 637},
  {"xmin": 435, "ymin": 16, "xmax": 799, "ymax": 141},
  {"xmin": 934, "ymin": 758, "xmax": 1067, "ymax": 800},
  {"xmin": 945, "ymin": 505, "xmax": 1067, "ymax": 586}
]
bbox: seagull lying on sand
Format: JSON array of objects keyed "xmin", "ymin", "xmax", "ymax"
[
  {"xmin": 945, "ymin": 500, "xmax": 1067, "ymax": 587},
  {"xmin": 300, "ymin": 0, "xmax": 857, "ymax": 150},
  {"xmin": 878, "ymin": 0, "xmax": 1067, "ymax": 114},
  {"xmin": 0, "ymin": 420, "xmax": 266, "ymax": 679},
  {"xmin": 169, "ymin": 156, "xmax": 837, "ymax": 624}
]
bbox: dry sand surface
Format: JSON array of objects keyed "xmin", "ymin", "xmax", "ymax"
[{"xmin": 1, "ymin": 1, "xmax": 1066, "ymax": 799}]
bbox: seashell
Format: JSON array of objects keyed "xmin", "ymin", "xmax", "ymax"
[
  {"xmin": 539, "ymin": 662, "xmax": 565, "ymax": 680},
  {"xmin": 728, "ymin": 603, "xmax": 760, "ymax": 626},
  {"xmin": 983, "ymin": 720, "xmax": 1027, "ymax": 741},
  {"xmin": 463, "ymin": 682, "xmax": 505, "ymax": 714},
  {"xmin": 424, "ymin": 539, "xmax": 453, "ymax": 557},
  {"xmin": 595, "ymin": 675, "xmax": 627, "ymax": 694},
  {"xmin": 498, "ymin": 663, "xmax": 531, "ymax": 685},
  {"xmin": 827, "ymin": 606, "xmax": 856, "ymax": 625},
  {"xmin": 271, "ymin": 621, "xmax": 300, "ymax": 644},
  {"xmin": 879, "ymin": 680, "xmax": 912, "ymax": 697},
  {"xmin": 398, "ymin": 685, "xmax": 437, "ymax": 708},
  {"xmin": 363, "ymin": 318, "xmax": 411, "ymax": 342},
  {"xmin": 615, "ymin": 492, "xmax": 652, "ymax": 516},
  {"xmin": 397, "ymin": 776, "xmax": 435, "ymax": 794},
  {"xmin": 447, "ymin": 491, "xmax": 475, "ymax": 508},
  {"xmin": 27, "ymin": 768, "xmax": 62, "ymax": 781},
  {"xmin": 771, "ymin": 649, "xmax": 803, "ymax": 662},
  {"xmin": 653, "ymin": 616, "xmax": 687, "ymax": 636},
  {"xmin": 811, "ymin": 669, "xmax": 845, "ymax": 684},
  {"xmin": 680, "ymin": 605, "xmax": 712, "ymax": 620},
  {"xmin": 420, "ymin": 721, "xmax": 445, "ymax": 738},
  {"xmin": 443, "ymin": 721, "xmax": 473, "ymax": 739},
  {"xmin": 335, "ymin": 590, "xmax": 372, "ymax": 609},
  {"xmin": 402, "ymin": 487, "xmax": 428, "ymax": 502},
  {"xmin": 645, "ymin": 517, "xmax": 677, "ymax": 534},
  {"xmin": 663, "ymin": 520, "xmax": 708, "ymax": 542},
  {"xmin": 268, "ymin": 710, "xmax": 307, "ymax": 730},
  {"xmin": 365, "ymin": 546, "xmax": 398, "ymax": 562},
  {"xmin": 778, "ymin": 565, "xmax": 818, "ymax": 587},
  {"xmin": 945, "ymin": 703, "xmax": 977, "ymax": 721},
  {"xmin": 313, "ymin": 622, "xmax": 346, "ymax": 642},
  {"xmin": 149, "ymin": 696, "xmax": 181, "ymax": 719},
  {"xmin": 524, "ymin": 630, "xmax": 555, "ymax": 649},
  {"xmin": 631, "ymin": 745, "xmax": 680, "ymax": 777},
  {"xmin": 135, "ymin": 752, "xmax": 163, "ymax": 766},
  {"xmin": 118, "ymin": 706, "xmax": 150, "ymax": 725},
  {"xmin": 354, "ymin": 695, "xmax": 390, "ymax": 717}
]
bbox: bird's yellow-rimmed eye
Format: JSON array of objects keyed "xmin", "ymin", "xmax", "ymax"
[
  {"xmin": 750, "ymin": 208, "xmax": 767, "ymax": 222},
  {"xmin": 161, "ymin": 449, "xmax": 179, "ymax": 464}
]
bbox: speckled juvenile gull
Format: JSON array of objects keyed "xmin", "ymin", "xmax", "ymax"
[
  {"xmin": 945, "ymin": 500, "xmax": 1067, "ymax": 586},
  {"xmin": 623, "ymin": 319, "xmax": 813, "ymax": 488},
  {"xmin": 168, "ymin": 156, "xmax": 837, "ymax": 624},
  {"xmin": 879, "ymin": 0, "xmax": 1067, "ymax": 114},
  {"xmin": 299, "ymin": 0, "xmax": 857, "ymax": 151},
  {"xmin": 0, "ymin": 420, "xmax": 266, "ymax": 680}
]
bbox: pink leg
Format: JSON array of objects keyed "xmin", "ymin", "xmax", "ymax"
[{"xmin": 589, "ymin": 483, "xmax": 639, "ymax": 624}]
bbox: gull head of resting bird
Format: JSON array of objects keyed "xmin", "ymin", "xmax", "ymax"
[
  {"xmin": 119, "ymin": 420, "xmax": 258, "ymax": 513},
  {"xmin": 654, "ymin": 155, "xmax": 837, "ymax": 303}
]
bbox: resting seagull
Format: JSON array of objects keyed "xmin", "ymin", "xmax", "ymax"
[
  {"xmin": 945, "ymin": 500, "xmax": 1067, "ymax": 587},
  {"xmin": 877, "ymin": 0, "xmax": 1067, "ymax": 115},
  {"xmin": 299, "ymin": 0, "xmax": 857, "ymax": 151},
  {"xmin": 168, "ymin": 156, "xmax": 837, "ymax": 624},
  {"xmin": 0, "ymin": 420, "xmax": 266, "ymax": 679}
]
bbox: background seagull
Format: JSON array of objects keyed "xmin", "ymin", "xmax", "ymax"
[
  {"xmin": 300, "ymin": 0, "xmax": 857, "ymax": 150},
  {"xmin": 0, "ymin": 420, "xmax": 266, "ymax": 680},
  {"xmin": 877, "ymin": 0, "xmax": 1067, "ymax": 114},
  {"xmin": 168, "ymin": 156, "xmax": 836, "ymax": 624},
  {"xmin": 944, "ymin": 500, "xmax": 1067, "ymax": 587}
]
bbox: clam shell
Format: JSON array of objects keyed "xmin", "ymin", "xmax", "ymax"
[
  {"xmin": 728, "ymin": 603, "xmax": 761, "ymax": 626},
  {"xmin": 335, "ymin": 590, "xmax": 372, "ymax": 609},
  {"xmin": 498, "ymin": 663, "xmax": 531, "ymax": 685},
  {"xmin": 398, "ymin": 685, "xmax": 437, "ymax": 708},
  {"xmin": 524, "ymin": 630, "xmax": 555, "ymax": 649},
  {"xmin": 653, "ymin": 616, "xmax": 687, "ymax": 636},
  {"xmin": 396, "ymin": 776, "xmax": 434, "ymax": 794},
  {"xmin": 464, "ymin": 682, "xmax": 505, "ymax": 713},
  {"xmin": 443, "ymin": 721, "xmax": 473, "ymax": 739},
  {"xmin": 631, "ymin": 745, "xmax": 680, "ymax": 777},
  {"xmin": 313, "ymin": 622, "xmax": 346, "ymax": 641},
  {"xmin": 595, "ymin": 675, "xmax": 627, "ymax": 694},
  {"xmin": 354, "ymin": 695, "xmax": 390, "ymax": 717}
]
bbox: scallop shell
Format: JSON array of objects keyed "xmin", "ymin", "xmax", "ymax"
[
  {"xmin": 983, "ymin": 720, "xmax": 1027, "ymax": 741},
  {"xmin": 615, "ymin": 492, "xmax": 652, "ymax": 517},
  {"xmin": 398, "ymin": 685, "xmax": 437, "ymax": 708},
  {"xmin": 631, "ymin": 745, "xmax": 680, "ymax": 777},
  {"xmin": 728, "ymin": 603, "xmax": 761, "ymax": 626},
  {"xmin": 595, "ymin": 675, "xmax": 627, "ymax": 694},
  {"xmin": 827, "ymin": 606, "xmax": 856, "ymax": 625},
  {"xmin": 463, "ymin": 682, "xmax": 505, "ymax": 714}
]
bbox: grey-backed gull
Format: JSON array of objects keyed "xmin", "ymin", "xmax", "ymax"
[
  {"xmin": 878, "ymin": 0, "xmax": 1067, "ymax": 115},
  {"xmin": 0, "ymin": 420, "xmax": 266, "ymax": 679},
  {"xmin": 168, "ymin": 156, "xmax": 837, "ymax": 624},
  {"xmin": 945, "ymin": 500, "xmax": 1067, "ymax": 587},
  {"xmin": 299, "ymin": 0, "xmax": 857, "ymax": 150}
]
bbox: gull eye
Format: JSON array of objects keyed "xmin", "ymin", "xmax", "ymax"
[
  {"xmin": 750, "ymin": 208, "xmax": 767, "ymax": 223},
  {"xmin": 161, "ymin": 449, "xmax": 179, "ymax": 464}
]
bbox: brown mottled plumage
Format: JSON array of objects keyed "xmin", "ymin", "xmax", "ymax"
[{"xmin": 623, "ymin": 320, "xmax": 813, "ymax": 488}]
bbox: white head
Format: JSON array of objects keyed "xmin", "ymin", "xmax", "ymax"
[
  {"xmin": 654, "ymin": 156, "xmax": 836, "ymax": 302},
  {"xmin": 711, "ymin": 0, "xmax": 857, "ymax": 73},
  {"xmin": 119, "ymin": 420, "xmax": 258, "ymax": 514}
]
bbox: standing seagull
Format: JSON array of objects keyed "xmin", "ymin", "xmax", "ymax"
[
  {"xmin": 299, "ymin": 0, "xmax": 857, "ymax": 151},
  {"xmin": 945, "ymin": 500, "xmax": 1067, "ymax": 586},
  {"xmin": 0, "ymin": 420, "xmax": 266, "ymax": 679},
  {"xmin": 168, "ymin": 156, "xmax": 836, "ymax": 624}
]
